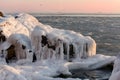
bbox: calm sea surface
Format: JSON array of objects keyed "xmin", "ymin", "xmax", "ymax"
[{"xmin": 36, "ymin": 15, "xmax": 120, "ymax": 56}]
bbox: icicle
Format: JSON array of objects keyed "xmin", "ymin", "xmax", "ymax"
[
  {"xmin": 0, "ymin": 50, "xmax": 7, "ymax": 64},
  {"xmin": 41, "ymin": 46, "xmax": 47, "ymax": 60},
  {"xmin": 42, "ymin": 45, "xmax": 48, "ymax": 60},
  {"xmin": 55, "ymin": 39, "xmax": 64, "ymax": 61},
  {"xmin": 40, "ymin": 46, "xmax": 44, "ymax": 60},
  {"xmin": 25, "ymin": 49, "xmax": 33, "ymax": 62},
  {"xmin": 60, "ymin": 41, "xmax": 64, "ymax": 61},
  {"xmin": 36, "ymin": 40, "xmax": 42, "ymax": 60},
  {"xmin": 84, "ymin": 36, "xmax": 96, "ymax": 57},
  {"xmin": 79, "ymin": 42, "xmax": 84, "ymax": 59},
  {"xmin": 48, "ymin": 49, "xmax": 51, "ymax": 60},
  {"xmin": 51, "ymin": 50, "xmax": 56, "ymax": 60},
  {"xmin": 31, "ymin": 26, "xmax": 46, "ymax": 61},
  {"xmin": 55, "ymin": 46, "xmax": 59, "ymax": 60},
  {"xmin": 72, "ymin": 43, "xmax": 78, "ymax": 59},
  {"xmin": 32, "ymin": 36, "xmax": 42, "ymax": 61},
  {"xmin": 83, "ymin": 42, "xmax": 87, "ymax": 58},
  {"xmin": 66, "ymin": 43, "xmax": 70, "ymax": 61}
]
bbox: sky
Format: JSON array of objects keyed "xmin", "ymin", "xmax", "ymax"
[{"xmin": 0, "ymin": 0, "xmax": 120, "ymax": 13}]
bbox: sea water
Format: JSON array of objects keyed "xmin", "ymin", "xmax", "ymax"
[{"xmin": 35, "ymin": 14, "xmax": 120, "ymax": 80}]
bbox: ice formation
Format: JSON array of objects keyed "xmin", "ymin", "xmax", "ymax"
[
  {"xmin": 31, "ymin": 25, "xmax": 97, "ymax": 61},
  {"xmin": 0, "ymin": 13, "xmax": 116, "ymax": 80},
  {"xmin": 109, "ymin": 55, "xmax": 120, "ymax": 80},
  {"xmin": 0, "ymin": 13, "xmax": 97, "ymax": 62}
]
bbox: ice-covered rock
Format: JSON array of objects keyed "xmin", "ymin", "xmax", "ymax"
[
  {"xmin": 31, "ymin": 26, "xmax": 46, "ymax": 60},
  {"xmin": 0, "ymin": 13, "xmax": 97, "ymax": 61},
  {"xmin": 0, "ymin": 15, "xmax": 29, "ymax": 37},
  {"xmin": 0, "ymin": 13, "xmax": 116, "ymax": 80},
  {"xmin": 31, "ymin": 25, "xmax": 96, "ymax": 61},
  {"xmin": 109, "ymin": 55, "xmax": 120, "ymax": 80},
  {"xmin": 15, "ymin": 13, "xmax": 42, "ymax": 32},
  {"xmin": 67, "ymin": 54, "xmax": 116, "ymax": 70},
  {"xmin": 0, "ymin": 34, "xmax": 33, "ymax": 63}
]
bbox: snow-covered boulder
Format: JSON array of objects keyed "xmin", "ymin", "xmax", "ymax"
[
  {"xmin": 15, "ymin": 13, "xmax": 42, "ymax": 32},
  {"xmin": 0, "ymin": 34, "xmax": 33, "ymax": 63},
  {"xmin": 0, "ymin": 15, "xmax": 29, "ymax": 37}
]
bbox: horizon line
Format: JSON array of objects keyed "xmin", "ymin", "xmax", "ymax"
[{"xmin": 6, "ymin": 12, "xmax": 120, "ymax": 15}]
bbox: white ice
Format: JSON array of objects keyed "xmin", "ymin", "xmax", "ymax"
[
  {"xmin": 0, "ymin": 13, "xmax": 116, "ymax": 80},
  {"xmin": 109, "ymin": 55, "xmax": 120, "ymax": 80}
]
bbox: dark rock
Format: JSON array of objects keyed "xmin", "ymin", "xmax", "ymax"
[
  {"xmin": 0, "ymin": 11, "xmax": 3, "ymax": 17},
  {"xmin": 32, "ymin": 52, "xmax": 37, "ymax": 62},
  {"xmin": 63, "ymin": 43, "xmax": 75, "ymax": 61},
  {"xmin": 47, "ymin": 44, "xmax": 56, "ymax": 50},
  {"xmin": 54, "ymin": 73, "xmax": 71, "ymax": 78},
  {"xmin": 15, "ymin": 16, "xmax": 18, "ymax": 18},
  {"xmin": 63, "ymin": 43, "xmax": 67, "ymax": 55},
  {"xmin": 41, "ymin": 35, "xmax": 48, "ymax": 47},
  {"xmin": 0, "ymin": 30, "xmax": 6, "ymax": 42},
  {"xmin": 22, "ymin": 45, "xmax": 26, "ymax": 50},
  {"xmin": 29, "ymin": 50, "xmax": 32, "ymax": 53},
  {"xmin": 6, "ymin": 45, "xmax": 16, "ymax": 63},
  {"xmin": 69, "ymin": 44, "xmax": 75, "ymax": 59}
]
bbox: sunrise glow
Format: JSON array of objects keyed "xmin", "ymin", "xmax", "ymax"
[{"xmin": 0, "ymin": 0, "xmax": 120, "ymax": 13}]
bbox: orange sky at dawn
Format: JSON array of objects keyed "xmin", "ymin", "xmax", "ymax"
[{"xmin": 0, "ymin": 0, "xmax": 120, "ymax": 13}]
